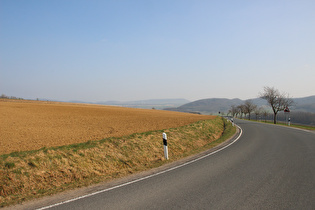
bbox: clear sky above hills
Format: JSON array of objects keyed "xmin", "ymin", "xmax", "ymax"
[{"xmin": 1, "ymin": 0, "xmax": 314, "ymax": 102}]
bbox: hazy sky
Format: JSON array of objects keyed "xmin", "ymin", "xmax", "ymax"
[{"xmin": 1, "ymin": 0, "xmax": 314, "ymax": 102}]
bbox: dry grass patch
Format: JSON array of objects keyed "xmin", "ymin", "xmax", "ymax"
[{"xmin": 0, "ymin": 117, "xmax": 236, "ymax": 207}]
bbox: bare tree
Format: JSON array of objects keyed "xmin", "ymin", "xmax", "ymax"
[
  {"xmin": 1, "ymin": 94, "xmax": 8, "ymax": 99},
  {"xmin": 254, "ymin": 106, "xmax": 264, "ymax": 121},
  {"xmin": 244, "ymin": 100, "xmax": 257, "ymax": 120},
  {"xmin": 262, "ymin": 109, "xmax": 269, "ymax": 122},
  {"xmin": 229, "ymin": 105, "xmax": 239, "ymax": 117},
  {"xmin": 259, "ymin": 86, "xmax": 294, "ymax": 124},
  {"xmin": 237, "ymin": 104, "xmax": 246, "ymax": 119}
]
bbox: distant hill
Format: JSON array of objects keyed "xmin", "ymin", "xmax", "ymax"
[
  {"xmin": 292, "ymin": 96, "xmax": 315, "ymax": 112},
  {"xmin": 165, "ymin": 98, "xmax": 243, "ymax": 114},
  {"xmin": 97, "ymin": 98, "xmax": 190, "ymax": 109},
  {"xmin": 37, "ymin": 95, "xmax": 315, "ymax": 114},
  {"xmin": 165, "ymin": 96, "xmax": 315, "ymax": 114}
]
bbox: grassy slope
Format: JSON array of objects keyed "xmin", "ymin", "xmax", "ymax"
[{"xmin": 0, "ymin": 117, "xmax": 235, "ymax": 207}]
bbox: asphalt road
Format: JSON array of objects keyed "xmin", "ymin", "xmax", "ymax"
[{"xmin": 41, "ymin": 119, "xmax": 315, "ymax": 210}]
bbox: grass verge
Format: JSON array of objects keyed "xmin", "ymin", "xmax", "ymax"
[
  {"xmin": 250, "ymin": 120, "xmax": 315, "ymax": 131},
  {"xmin": 0, "ymin": 117, "xmax": 235, "ymax": 207}
]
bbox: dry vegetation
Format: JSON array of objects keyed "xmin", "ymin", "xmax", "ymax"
[
  {"xmin": 0, "ymin": 99, "xmax": 236, "ymax": 207},
  {"xmin": 0, "ymin": 99, "xmax": 213, "ymax": 155}
]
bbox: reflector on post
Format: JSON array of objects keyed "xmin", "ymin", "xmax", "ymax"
[{"xmin": 163, "ymin": 133, "xmax": 168, "ymax": 160}]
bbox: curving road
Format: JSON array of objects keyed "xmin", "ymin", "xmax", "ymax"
[{"xmin": 38, "ymin": 119, "xmax": 315, "ymax": 209}]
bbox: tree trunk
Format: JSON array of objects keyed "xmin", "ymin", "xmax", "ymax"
[{"xmin": 273, "ymin": 113, "xmax": 277, "ymax": 124}]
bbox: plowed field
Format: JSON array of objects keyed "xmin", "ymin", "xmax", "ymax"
[{"xmin": 0, "ymin": 100, "xmax": 214, "ymax": 154}]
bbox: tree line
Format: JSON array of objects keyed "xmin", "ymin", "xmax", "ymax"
[
  {"xmin": 0, "ymin": 94, "xmax": 24, "ymax": 100},
  {"xmin": 259, "ymin": 111, "xmax": 315, "ymax": 126},
  {"xmin": 229, "ymin": 86, "xmax": 294, "ymax": 124}
]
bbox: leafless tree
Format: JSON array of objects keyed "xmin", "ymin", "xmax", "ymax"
[
  {"xmin": 259, "ymin": 86, "xmax": 294, "ymax": 124},
  {"xmin": 0, "ymin": 94, "xmax": 8, "ymax": 99},
  {"xmin": 262, "ymin": 109, "xmax": 269, "ymax": 122},
  {"xmin": 254, "ymin": 106, "xmax": 264, "ymax": 120},
  {"xmin": 237, "ymin": 104, "xmax": 246, "ymax": 119},
  {"xmin": 244, "ymin": 100, "xmax": 257, "ymax": 120},
  {"xmin": 229, "ymin": 105, "xmax": 239, "ymax": 117}
]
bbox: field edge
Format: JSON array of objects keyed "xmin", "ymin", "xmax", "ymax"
[{"xmin": 0, "ymin": 117, "xmax": 236, "ymax": 207}]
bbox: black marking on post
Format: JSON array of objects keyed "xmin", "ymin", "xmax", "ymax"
[{"xmin": 163, "ymin": 138, "xmax": 167, "ymax": 146}]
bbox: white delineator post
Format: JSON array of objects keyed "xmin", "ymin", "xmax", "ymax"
[{"xmin": 163, "ymin": 133, "xmax": 169, "ymax": 160}]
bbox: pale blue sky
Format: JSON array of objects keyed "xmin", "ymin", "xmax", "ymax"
[{"xmin": 1, "ymin": 0, "xmax": 314, "ymax": 102}]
